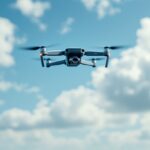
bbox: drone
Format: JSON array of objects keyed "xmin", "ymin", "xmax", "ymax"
[{"xmin": 22, "ymin": 45, "xmax": 126, "ymax": 68}]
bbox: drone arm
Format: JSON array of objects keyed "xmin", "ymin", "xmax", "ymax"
[
  {"xmin": 46, "ymin": 50, "xmax": 65, "ymax": 56},
  {"xmin": 84, "ymin": 51, "xmax": 105, "ymax": 56},
  {"xmin": 80, "ymin": 60, "xmax": 96, "ymax": 67},
  {"xmin": 46, "ymin": 60, "xmax": 66, "ymax": 67}
]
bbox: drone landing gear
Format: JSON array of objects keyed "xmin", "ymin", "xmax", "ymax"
[
  {"xmin": 80, "ymin": 60, "xmax": 96, "ymax": 67},
  {"xmin": 46, "ymin": 60, "xmax": 66, "ymax": 67}
]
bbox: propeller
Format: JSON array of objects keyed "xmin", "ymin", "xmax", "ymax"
[
  {"xmin": 104, "ymin": 45, "xmax": 128, "ymax": 50},
  {"xmin": 95, "ymin": 45, "xmax": 129, "ymax": 50},
  {"xmin": 21, "ymin": 43, "xmax": 59, "ymax": 51},
  {"xmin": 87, "ymin": 58, "xmax": 105, "ymax": 61},
  {"xmin": 33, "ymin": 58, "xmax": 53, "ymax": 61},
  {"xmin": 96, "ymin": 45, "xmax": 128, "ymax": 67},
  {"xmin": 21, "ymin": 43, "xmax": 59, "ymax": 67}
]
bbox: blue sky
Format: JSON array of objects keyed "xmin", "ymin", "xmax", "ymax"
[{"xmin": 0, "ymin": 0, "xmax": 150, "ymax": 150}]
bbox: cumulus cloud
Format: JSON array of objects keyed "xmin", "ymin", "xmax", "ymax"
[
  {"xmin": 13, "ymin": 0, "xmax": 50, "ymax": 31},
  {"xmin": 92, "ymin": 17, "xmax": 150, "ymax": 112},
  {"xmin": 0, "ymin": 85, "xmax": 138, "ymax": 130},
  {"xmin": 60, "ymin": 17, "xmax": 75, "ymax": 35},
  {"xmin": 81, "ymin": 0, "xmax": 123, "ymax": 18},
  {"xmin": 0, "ymin": 129, "xmax": 85, "ymax": 150},
  {"xmin": 0, "ymin": 17, "xmax": 16, "ymax": 67},
  {"xmin": 0, "ymin": 129, "xmax": 150, "ymax": 150},
  {"xmin": 81, "ymin": 0, "xmax": 97, "ymax": 10},
  {"xmin": 0, "ymin": 86, "xmax": 95, "ymax": 130},
  {"xmin": 0, "ymin": 80, "xmax": 23, "ymax": 92},
  {"xmin": 0, "ymin": 80, "xmax": 40, "ymax": 94}
]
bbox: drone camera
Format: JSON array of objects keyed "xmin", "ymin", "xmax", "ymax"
[{"xmin": 81, "ymin": 49, "xmax": 85, "ymax": 53}]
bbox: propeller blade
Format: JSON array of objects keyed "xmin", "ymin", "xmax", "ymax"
[
  {"xmin": 95, "ymin": 45, "xmax": 129, "ymax": 50},
  {"xmin": 33, "ymin": 58, "xmax": 52, "ymax": 61},
  {"xmin": 21, "ymin": 43, "xmax": 60, "ymax": 51},
  {"xmin": 21, "ymin": 46, "xmax": 43, "ymax": 51},
  {"xmin": 105, "ymin": 45, "xmax": 128, "ymax": 50},
  {"xmin": 87, "ymin": 58, "xmax": 105, "ymax": 61},
  {"xmin": 94, "ymin": 58, "xmax": 105, "ymax": 61}
]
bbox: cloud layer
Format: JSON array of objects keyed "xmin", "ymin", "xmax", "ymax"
[
  {"xmin": 60, "ymin": 17, "xmax": 75, "ymax": 35},
  {"xmin": 0, "ymin": 17, "xmax": 16, "ymax": 67},
  {"xmin": 13, "ymin": 0, "xmax": 50, "ymax": 31},
  {"xmin": 1, "ymin": 17, "xmax": 150, "ymax": 149},
  {"xmin": 81, "ymin": 0, "xmax": 123, "ymax": 18},
  {"xmin": 92, "ymin": 17, "xmax": 150, "ymax": 112}
]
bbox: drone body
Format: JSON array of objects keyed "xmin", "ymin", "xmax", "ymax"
[
  {"xmin": 42, "ymin": 47, "xmax": 108, "ymax": 68},
  {"xmin": 22, "ymin": 45, "xmax": 126, "ymax": 68}
]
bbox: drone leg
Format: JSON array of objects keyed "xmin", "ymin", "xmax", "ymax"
[
  {"xmin": 80, "ymin": 60, "xmax": 96, "ymax": 67},
  {"xmin": 46, "ymin": 60, "xmax": 66, "ymax": 67},
  {"xmin": 105, "ymin": 56, "xmax": 109, "ymax": 68}
]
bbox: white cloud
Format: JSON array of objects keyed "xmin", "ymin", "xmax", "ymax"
[
  {"xmin": 81, "ymin": 0, "xmax": 97, "ymax": 10},
  {"xmin": 141, "ymin": 113, "xmax": 150, "ymax": 131},
  {"xmin": 137, "ymin": 17, "xmax": 150, "ymax": 49},
  {"xmin": 0, "ymin": 80, "xmax": 40, "ymax": 94},
  {"xmin": 13, "ymin": 0, "xmax": 50, "ymax": 31},
  {"xmin": 60, "ymin": 17, "xmax": 75, "ymax": 35},
  {"xmin": 33, "ymin": 18, "xmax": 48, "ymax": 31},
  {"xmin": 0, "ymin": 80, "xmax": 21, "ymax": 92},
  {"xmin": 0, "ymin": 86, "xmax": 95, "ymax": 130},
  {"xmin": 97, "ymin": 0, "xmax": 121, "ymax": 18},
  {"xmin": 81, "ymin": 0, "xmax": 123, "ymax": 18},
  {"xmin": 0, "ymin": 17, "xmax": 16, "ymax": 67},
  {"xmin": 0, "ymin": 85, "xmax": 138, "ymax": 130},
  {"xmin": 15, "ymin": 36, "xmax": 27, "ymax": 45},
  {"xmin": 0, "ymin": 129, "xmax": 85, "ymax": 150},
  {"xmin": 14, "ymin": 0, "xmax": 50, "ymax": 19}
]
